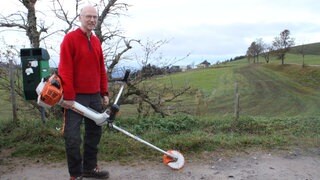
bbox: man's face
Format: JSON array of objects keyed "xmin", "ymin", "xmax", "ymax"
[{"xmin": 79, "ymin": 7, "xmax": 98, "ymax": 32}]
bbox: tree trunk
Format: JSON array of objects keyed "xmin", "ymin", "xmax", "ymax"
[{"xmin": 22, "ymin": 0, "xmax": 40, "ymax": 48}]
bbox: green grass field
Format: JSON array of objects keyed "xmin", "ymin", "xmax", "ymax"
[
  {"xmin": 141, "ymin": 52, "xmax": 320, "ymax": 118},
  {"xmin": 290, "ymin": 42, "xmax": 320, "ymax": 55},
  {"xmin": 1, "ymin": 43, "xmax": 320, "ymax": 161},
  {"xmin": 0, "ymin": 89, "xmax": 12, "ymax": 120}
]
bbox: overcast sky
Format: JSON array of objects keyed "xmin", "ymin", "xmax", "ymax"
[
  {"xmin": 1, "ymin": 0, "xmax": 320, "ymax": 67},
  {"xmin": 120, "ymin": 0, "xmax": 320, "ymax": 65}
]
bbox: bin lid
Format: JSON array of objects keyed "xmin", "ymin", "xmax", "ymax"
[{"xmin": 20, "ymin": 48, "xmax": 50, "ymax": 61}]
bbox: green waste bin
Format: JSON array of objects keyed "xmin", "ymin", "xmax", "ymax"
[{"xmin": 21, "ymin": 48, "xmax": 51, "ymax": 100}]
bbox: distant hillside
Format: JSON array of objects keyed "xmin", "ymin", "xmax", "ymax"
[
  {"xmin": 290, "ymin": 42, "xmax": 320, "ymax": 55},
  {"xmin": 152, "ymin": 58, "xmax": 320, "ymax": 117}
]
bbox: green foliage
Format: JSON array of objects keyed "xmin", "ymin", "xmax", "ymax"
[
  {"xmin": 231, "ymin": 116, "xmax": 268, "ymax": 135},
  {"xmin": 125, "ymin": 115, "xmax": 197, "ymax": 134},
  {"xmin": 0, "ymin": 89, "xmax": 12, "ymax": 120},
  {"xmin": 0, "ymin": 119, "xmax": 65, "ymax": 161},
  {"xmin": 99, "ymin": 114, "xmax": 320, "ymax": 160},
  {"xmin": 1, "ymin": 114, "xmax": 320, "ymax": 161}
]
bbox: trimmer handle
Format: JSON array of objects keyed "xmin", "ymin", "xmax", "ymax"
[
  {"xmin": 111, "ymin": 69, "xmax": 131, "ymax": 83},
  {"xmin": 108, "ymin": 104, "xmax": 120, "ymax": 123},
  {"xmin": 107, "ymin": 69, "xmax": 130, "ymax": 127},
  {"xmin": 122, "ymin": 69, "xmax": 130, "ymax": 83}
]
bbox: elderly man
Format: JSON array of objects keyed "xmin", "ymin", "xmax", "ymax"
[{"xmin": 58, "ymin": 5, "xmax": 109, "ymax": 180}]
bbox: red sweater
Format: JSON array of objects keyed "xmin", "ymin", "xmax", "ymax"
[{"xmin": 58, "ymin": 28, "xmax": 108, "ymax": 100}]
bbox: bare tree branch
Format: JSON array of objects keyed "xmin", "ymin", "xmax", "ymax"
[
  {"xmin": 0, "ymin": 0, "xmax": 56, "ymax": 47},
  {"xmin": 51, "ymin": 0, "xmax": 81, "ymax": 34},
  {"xmin": 108, "ymin": 39, "xmax": 140, "ymax": 75}
]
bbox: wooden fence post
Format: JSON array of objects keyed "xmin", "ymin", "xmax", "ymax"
[
  {"xmin": 9, "ymin": 59, "xmax": 18, "ymax": 122},
  {"xmin": 234, "ymin": 82, "xmax": 239, "ymax": 121}
]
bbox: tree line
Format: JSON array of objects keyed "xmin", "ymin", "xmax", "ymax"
[{"xmin": 246, "ymin": 29, "xmax": 295, "ymax": 65}]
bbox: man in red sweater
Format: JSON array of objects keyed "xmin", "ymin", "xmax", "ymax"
[{"xmin": 58, "ymin": 5, "xmax": 109, "ymax": 180}]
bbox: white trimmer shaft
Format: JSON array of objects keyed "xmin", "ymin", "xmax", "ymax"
[
  {"xmin": 112, "ymin": 124, "xmax": 185, "ymax": 170},
  {"xmin": 36, "ymin": 70, "xmax": 185, "ymax": 169},
  {"xmin": 69, "ymin": 102, "xmax": 110, "ymax": 126}
]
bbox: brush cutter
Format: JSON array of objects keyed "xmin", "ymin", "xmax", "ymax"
[{"xmin": 35, "ymin": 70, "xmax": 185, "ymax": 170}]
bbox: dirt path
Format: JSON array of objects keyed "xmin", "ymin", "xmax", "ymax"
[{"xmin": 1, "ymin": 148, "xmax": 320, "ymax": 180}]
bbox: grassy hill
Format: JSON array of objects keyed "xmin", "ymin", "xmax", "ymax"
[
  {"xmin": 290, "ymin": 42, "xmax": 320, "ymax": 55},
  {"xmin": 149, "ymin": 41, "xmax": 320, "ymax": 118},
  {"xmin": 152, "ymin": 60, "xmax": 320, "ymax": 118}
]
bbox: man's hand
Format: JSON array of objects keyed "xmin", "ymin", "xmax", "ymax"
[
  {"xmin": 61, "ymin": 100, "xmax": 75, "ymax": 109},
  {"xmin": 103, "ymin": 96, "xmax": 109, "ymax": 106}
]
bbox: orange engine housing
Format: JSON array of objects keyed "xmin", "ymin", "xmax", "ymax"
[{"xmin": 39, "ymin": 74, "xmax": 63, "ymax": 107}]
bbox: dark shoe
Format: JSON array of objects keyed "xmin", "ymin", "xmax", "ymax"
[
  {"xmin": 70, "ymin": 176, "xmax": 82, "ymax": 180},
  {"xmin": 83, "ymin": 166, "xmax": 109, "ymax": 179}
]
